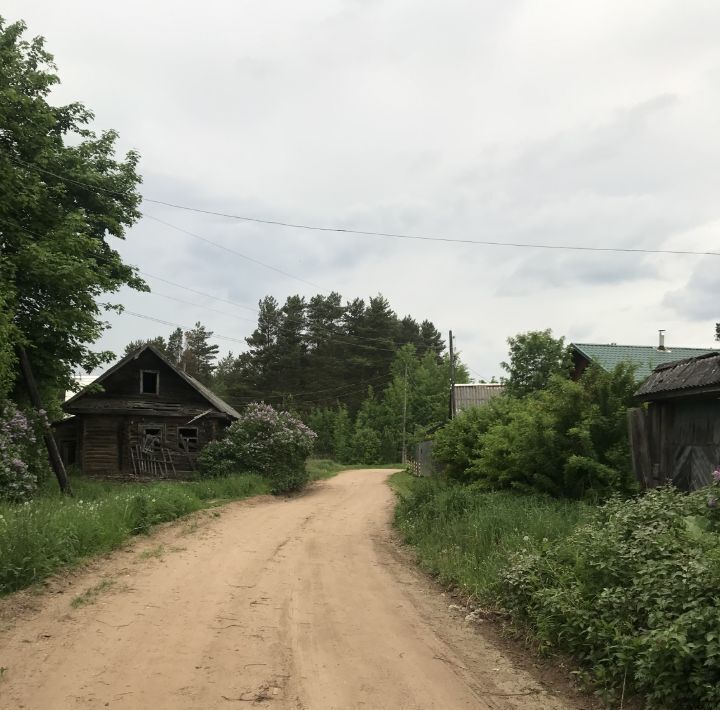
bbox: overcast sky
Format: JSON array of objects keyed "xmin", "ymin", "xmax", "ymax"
[{"xmin": 8, "ymin": 1, "xmax": 720, "ymax": 380}]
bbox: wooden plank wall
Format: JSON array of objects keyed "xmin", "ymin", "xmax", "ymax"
[
  {"xmin": 629, "ymin": 399, "xmax": 720, "ymax": 491},
  {"xmin": 82, "ymin": 415, "xmax": 121, "ymax": 475}
]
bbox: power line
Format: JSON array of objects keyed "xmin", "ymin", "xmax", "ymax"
[
  {"xmin": 149, "ymin": 291, "xmax": 257, "ymax": 323},
  {"xmin": 0, "ymin": 215, "xmax": 438, "ymax": 356},
  {"xmin": 144, "ymin": 213, "xmax": 327, "ymax": 292},
  {"xmin": 122, "ymin": 310, "xmax": 248, "ymax": 345},
  {"xmin": 9, "ymin": 154, "xmax": 720, "ymax": 258},
  {"xmin": 139, "ymin": 272, "xmax": 258, "ymax": 313}
]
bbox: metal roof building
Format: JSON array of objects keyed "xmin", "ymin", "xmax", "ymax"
[
  {"xmin": 570, "ymin": 342, "xmax": 717, "ymax": 382},
  {"xmin": 453, "ymin": 383, "xmax": 505, "ymax": 414}
]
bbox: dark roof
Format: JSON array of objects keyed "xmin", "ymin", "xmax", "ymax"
[
  {"xmin": 635, "ymin": 351, "xmax": 720, "ymax": 400},
  {"xmin": 571, "ymin": 343, "xmax": 717, "ymax": 381},
  {"xmin": 64, "ymin": 344, "xmax": 241, "ymax": 419}
]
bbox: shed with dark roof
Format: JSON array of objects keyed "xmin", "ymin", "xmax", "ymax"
[{"xmin": 629, "ymin": 352, "xmax": 720, "ymax": 491}]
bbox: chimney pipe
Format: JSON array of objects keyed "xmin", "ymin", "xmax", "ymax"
[{"xmin": 658, "ymin": 329, "xmax": 666, "ymax": 351}]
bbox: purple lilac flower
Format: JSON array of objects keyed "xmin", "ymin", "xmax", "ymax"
[{"xmin": 712, "ymin": 468, "xmax": 720, "ymax": 483}]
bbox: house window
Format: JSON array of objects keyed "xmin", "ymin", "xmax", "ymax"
[
  {"xmin": 141, "ymin": 425, "xmax": 164, "ymax": 452},
  {"xmin": 178, "ymin": 427, "xmax": 199, "ymax": 453},
  {"xmin": 140, "ymin": 370, "xmax": 159, "ymax": 394}
]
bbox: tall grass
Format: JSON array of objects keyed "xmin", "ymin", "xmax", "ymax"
[
  {"xmin": 0, "ymin": 473, "xmax": 269, "ymax": 596},
  {"xmin": 392, "ymin": 474, "xmax": 587, "ymax": 601}
]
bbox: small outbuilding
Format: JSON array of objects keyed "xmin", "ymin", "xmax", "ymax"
[
  {"xmin": 631, "ymin": 351, "xmax": 720, "ymax": 490},
  {"xmin": 453, "ymin": 383, "xmax": 505, "ymax": 415},
  {"xmin": 54, "ymin": 344, "xmax": 240, "ymax": 477}
]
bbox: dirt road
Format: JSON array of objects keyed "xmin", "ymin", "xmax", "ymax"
[{"xmin": 0, "ymin": 469, "xmax": 583, "ymax": 710}]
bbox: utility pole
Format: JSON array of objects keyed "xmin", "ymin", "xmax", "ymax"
[
  {"xmin": 448, "ymin": 330, "xmax": 456, "ymax": 419},
  {"xmin": 17, "ymin": 345, "xmax": 73, "ymax": 496},
  {"xmin": 401, "ymin": 361, "xmax": 408, "ymax": 464}
]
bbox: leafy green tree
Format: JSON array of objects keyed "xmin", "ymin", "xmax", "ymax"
[
  {"xmin": 501, "ymin": 329, "xmax": 569, "ymax": 398},
  {"xmin": 0, "ymin": 18, "xmax": 144, "ymax": 400}
]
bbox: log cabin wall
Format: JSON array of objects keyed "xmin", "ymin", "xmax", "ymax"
[{"xmin": 82, "ymin": 415, "xmax": 123, "ymax": 476}]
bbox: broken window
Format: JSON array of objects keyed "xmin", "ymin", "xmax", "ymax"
[
  {"xmin": 140, "ymin": 370, "xmax": 159, "ymax": 394},
  {"xmin": 141, "ymin": 425, "xmax": 164, "ymax": 452},
  {"xmin": 178, "ymin": 427, "xmax": 199, "ymax": 452}
]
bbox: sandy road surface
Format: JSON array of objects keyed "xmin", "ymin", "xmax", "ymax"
[{"xmin": 0, "ymin": 469, "xmax": 583, "ymax": 710}]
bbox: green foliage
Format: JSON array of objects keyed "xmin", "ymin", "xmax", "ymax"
[
  {"xmin": 393, "ymin": 476, "xmax": 586, "ymax": 599},
  {"xmin": 307, "ymin": 405, "xmax": 353, "ymax": 462},
  {"xmin": 498, "ymin": 486, "xmax": 720, "ymax": 708},
  {"xmin": 211, "ymin": 292, "xmax": 449, "ymax": 417},
  {"xmin": 472, "ymin": 364, "xmax": 637, "ymax": 498},
  {"xmin": 0, "ymin": 404, "xmax": 50, "ymax": 502},
  {"xmin": 0, "ymin": 18, "xmax": 144, "ymax": 399},
  {"xmin": 0, "ymin": 473, "xmax": 268, "ymax": 595},
  {"xmin": 122, "ymin": 323, "xmax": 219, "ymax": 384},
  {"xmin": 123, "ymin": 336, "xmax": 169, "ymax": 358},
  {"xmin": 198, "ymin": 403, "xmax": 316, "ymax": 494},
  {"xmin": 501, "ymin": 329, "xmax": 569, "ymax": 398},
  {"xmin": 433, "ymin": 363, "xmax": 637, "ymax": 499},
  {"xmin": 432, "ymin": 396, "xmax": 514, "ymax": 482}
]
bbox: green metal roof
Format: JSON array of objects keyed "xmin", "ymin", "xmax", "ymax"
[{"xmin": 571, "ymin": 343, "xmax": 718, "ymax": 381}]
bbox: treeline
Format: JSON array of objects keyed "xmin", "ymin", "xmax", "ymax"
[
  {"xmin": 212, "ymin": 293, "xmax": 447, "ymax": 415},
  {"xmin": 128, "ymin": 293, "xmax": 469, "ymax": 464}
]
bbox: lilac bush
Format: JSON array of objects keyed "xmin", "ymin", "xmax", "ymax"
[
  {"xmin": 0, "ymin": 404, "xmax": 45, "ymax": 502},
  {"xmin": 199, "ymin": 403, "xmax": 316, "ymax": 493}
]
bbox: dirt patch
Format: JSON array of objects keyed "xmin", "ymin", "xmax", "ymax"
[{"xmin": 0, "ymin": 470, "xmax": 589, "ymax": 710}]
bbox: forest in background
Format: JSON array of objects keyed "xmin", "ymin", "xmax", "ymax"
[{"xmin": 129, "ymin": 292, "xmax": 469, "ymax": 464}]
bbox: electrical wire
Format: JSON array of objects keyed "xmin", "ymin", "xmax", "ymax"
[
  {"xmin": 144, "ymin": 213, "xmax": 327, "ymax": 291},
  {"xmin": 9, "ymin": 154, "xmax": 720, "ymax": 258}
]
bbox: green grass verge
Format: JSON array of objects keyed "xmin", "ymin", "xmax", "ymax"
[
  {"xmin": 0, "ymin": 473, "xmax": 269, "ymax": 596},
  {"xmin": 307, "ymin": 459, "xmax": 404, "ymax": 481},
  {"xmin": 305, "ymin": 458, "xmax": 354, "ymax": 481},
  {"xmin": 389, "ymin": 473, "xmax": 587, "ymax": 601}
]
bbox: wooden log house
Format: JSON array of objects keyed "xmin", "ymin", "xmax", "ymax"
[
  {"xmin": 53, "ymin": 344, "xmax": 240, "ymax": 477},
  {"xmin": 631, "ymin": 351, "xmax": 720, "ymax": 490}
]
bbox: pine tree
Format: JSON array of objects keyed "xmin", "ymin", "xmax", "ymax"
[{"xmin": 180, "ymin": 322, "xmax": 220, "ymax": 384}]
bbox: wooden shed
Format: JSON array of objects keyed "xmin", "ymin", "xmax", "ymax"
[
  {"xmin": 54, "ymin": 344, "xmax": 240, "ymax": 477},
  {"xmin": 631, "ymin": 352, "xmax": 720, "ymax": 490}
]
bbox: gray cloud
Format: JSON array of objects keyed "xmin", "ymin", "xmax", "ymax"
[{"xmin": 7, "ymin": 0, "xmax": 720, "ymax": 377}]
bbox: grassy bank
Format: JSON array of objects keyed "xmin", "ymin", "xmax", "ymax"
[
  {"xmin": 0, "ymin": 473, "xmax": 270, "ymax": 596},
  {"xmin": 390, "ymin": 472, "xmax": 587, "ymax": 601},
  {"xmin": 0, "ymin": 458, "xmax": 375, "ymax": 597},
  {"xmin": 306, "ymin": 458, "xmax": 354, "ymax": 480},
  {"xmin": 391, "ymin": 474, "xmax": 720, "ymax": 708}
]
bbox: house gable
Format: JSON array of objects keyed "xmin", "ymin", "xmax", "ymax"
[{"xmin": 64, "ymin": 345, "xmax": 239, "ymax": 419}]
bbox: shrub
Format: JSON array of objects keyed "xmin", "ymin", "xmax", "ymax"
[
  {"xmin": 0, "ymin": 403, "xmax": 49, "ymax": 502},
  {"xmin": 498, "ymin": 484, "xmax": 720, "ymax": 708},
  {"xmin": 432, "ymin": 363, "xmax": 637, "ymax": 499},
  {"xmin": 432, "ymin": 396, "xmax": 514, "ymax": 482},
  {"xmin": 199, "ymin": 403, "xmax": 316, "ymax": 494}
]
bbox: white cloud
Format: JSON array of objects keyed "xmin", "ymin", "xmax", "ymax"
[{"xmin": 6, "ymin": 0, "xmax": 720, "ymax": 378}]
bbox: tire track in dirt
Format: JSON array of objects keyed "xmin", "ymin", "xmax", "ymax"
[{"xmin": 0, "ymin": 470, "xmax": 586, "ymax": 710}]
